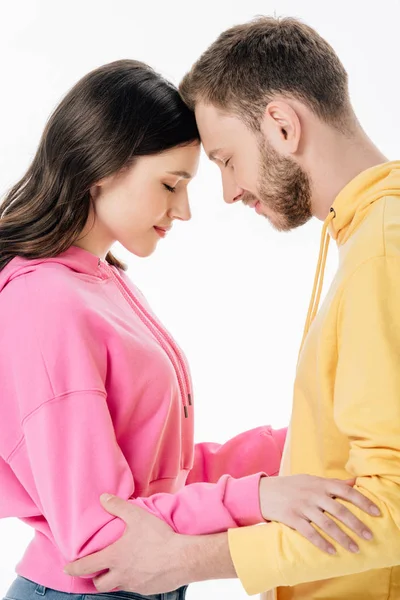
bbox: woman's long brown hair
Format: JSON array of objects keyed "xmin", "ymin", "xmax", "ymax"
[{"xmin": 0, "ymin": 59, "xmax": 199, "ymax": 271}]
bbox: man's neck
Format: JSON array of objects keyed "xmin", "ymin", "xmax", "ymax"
[{"xmin": 311, "ymin": 126, "xmax": 388, "ymax": 221}]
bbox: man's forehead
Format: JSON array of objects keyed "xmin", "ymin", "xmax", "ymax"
[
  {"xmin": 197, "ymin": 102, "xmax": 231, "ymax": 122},
  {"xmin": 195, "ymin": 104, "xmax": 240, "ymax": 158}
]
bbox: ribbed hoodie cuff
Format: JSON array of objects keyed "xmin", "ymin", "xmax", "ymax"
[{"xmin": 224, "ymin": 472, "xmax": 265, "ymax": 526}]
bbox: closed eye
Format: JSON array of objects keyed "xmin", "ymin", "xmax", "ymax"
[
  {"xmin": 163, "ymin": 183, "xmax": 176, "ymax": 193},
  {"xmin": 224, "ymin": 158, "xmax": 232, "ymax": 169}
]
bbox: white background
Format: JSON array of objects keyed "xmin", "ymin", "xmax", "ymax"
[{"xmin": 0, "ymin": 1, "xmax": 399, "ymax": 598}]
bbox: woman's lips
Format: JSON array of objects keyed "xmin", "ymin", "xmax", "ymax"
[{"xmin": 154, "ymin": 226, "xmax": 171, "ymax": 238}]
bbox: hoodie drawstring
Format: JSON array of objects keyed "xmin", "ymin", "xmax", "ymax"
[{"xmin": 299, "ymin": 208, "xmax": 336, "ymax": 354}]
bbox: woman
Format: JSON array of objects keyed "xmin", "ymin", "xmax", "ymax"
[{"xmin": 0, "ymin": 60, "xmax": 377, "ymax": 600}]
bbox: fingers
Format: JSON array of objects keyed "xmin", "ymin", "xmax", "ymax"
[
  {"xmin": 93, "ymin": 571, "xmax": 119, "ymax": 594},
  {"xmin": 306, "ymin": 507, "xmax": 359, "ymax": 553},
  {"xmin": 64, "ymin": 550, "xmax": 111, "ymax": 577},
  {"xmin": 100, "ymin": 494, "xmax": 131, "ymax": 518},
  {"xmin": 343, "ymin": 478, "xmax": 356, "ymax": 486},
  {"xmin": 100, "ymin": 495, "xmax": 152, "ymax": 525},
  {"xmin": 330, "ymin": 481, "xmax": 381, "ymax": 516},
  {"xmin": 290, "ymin": 519, "xmax": 336, "ymax": 555},
  {"xmin": 322, "ymin": 497, "xmax": 374, "ymax": 542}
]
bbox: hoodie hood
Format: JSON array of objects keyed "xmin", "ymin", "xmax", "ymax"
[
  {"xmin": 0, "ymin": 246, "xmax": 103, "ymax": 294},
  {"xmin": 330, "ymin": 161, "xmax": 400, "ymax": 245},
  {"xmin": 300, "ymin": 160, "xmax": 400, "ymax": 353}
]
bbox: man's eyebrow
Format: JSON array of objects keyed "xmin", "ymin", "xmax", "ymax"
[{"xmin": 167, "ymin": 170, "xmax": 192, "ymax": 179}]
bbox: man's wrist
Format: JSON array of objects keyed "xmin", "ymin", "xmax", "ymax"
[{"xmin": 175, "ymin": 532, "xmax": 237, "ymax": 585}]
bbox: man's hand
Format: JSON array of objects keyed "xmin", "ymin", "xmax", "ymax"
[
  {"xmin": 259, "ymin": 475, "xmax": 380, "ymax": 554},
  {"xmin": 64, "ymin": 494, "xmax": 187, "ymax": 595}
]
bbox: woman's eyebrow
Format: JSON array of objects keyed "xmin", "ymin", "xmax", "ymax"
[{"xmin": 167, "ymin": 170, "xmax": 192, "ymax": 179}]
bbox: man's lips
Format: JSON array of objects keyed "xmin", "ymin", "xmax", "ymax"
[{"xmin": 245, "ymin": 200, "xmax": 262, "ymax": 213}]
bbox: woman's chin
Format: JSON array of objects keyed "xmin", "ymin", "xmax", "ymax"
[{"xmin": 124, "ymin": 243, "xmax": 157, "ymax": 259}]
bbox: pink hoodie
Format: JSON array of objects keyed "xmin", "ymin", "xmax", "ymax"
[{"xmin": 0, "ymin": 247, "xmax": 286, "ymax": 593}]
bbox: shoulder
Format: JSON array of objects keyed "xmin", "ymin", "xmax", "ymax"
[
  {"xmin": 338, "ymin": 255, "xmax": 400, "ymax": 319},
  {"xmin": 0, "ymin": 262, "xmax": 96, "ymax": 329},
  {"xmin": 340, "ymin": 197, "xmax": 400, "ymax": 274},
  {"xmin": 382, "ymin": 195, "xmax": 400, "ymax": 258}
]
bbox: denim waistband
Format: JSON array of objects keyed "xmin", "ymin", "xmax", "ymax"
[{"xmin": 3, "ymin": 576, "xmax": 187, "ymax": 600}]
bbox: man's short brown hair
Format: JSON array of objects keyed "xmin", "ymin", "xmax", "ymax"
[{"xmin": 180, "ymin": 17, "xmax": 351, "ymax": 130}]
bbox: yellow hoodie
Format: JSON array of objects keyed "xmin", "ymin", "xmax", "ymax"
[{"xmin": 228, "ymin": 161, "xmax": 400, "ymax": 599}]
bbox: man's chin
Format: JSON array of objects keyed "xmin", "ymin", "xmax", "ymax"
[
  {"xmin": 269, "ymin": 212, "xmax": 312, "ymax": 233},
  {"xmin": 257, "ymin": 202, "xmax": 312, "ymax": 232},
  {"xmin": 264, "ymin": 212, "xmax": 289, "ymax": 232}
]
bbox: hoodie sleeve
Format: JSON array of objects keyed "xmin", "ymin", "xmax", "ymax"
[
  {"xmin": 12, "ymin": 275, "xmax": 265, "ymax": 566},
  {"xmin": 187, "ymin": 426, "xmax": 286, "ymax": 484},
  {"xmin": 22, "ymin": 390, "xmax": 265, "ymax": 565},
  {"xmin": 228, "ymin": 256, "xmax": 400, "ymax": 595}
]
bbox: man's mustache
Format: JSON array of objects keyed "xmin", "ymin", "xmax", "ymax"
[{"xmin": 241, "ymin": 192, "xmax": 258, "ymax": 206}]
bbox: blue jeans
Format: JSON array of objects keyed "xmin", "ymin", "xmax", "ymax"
[{"xmin": 3, "ymin": 577, "xmax": 187, "ymax": 600}]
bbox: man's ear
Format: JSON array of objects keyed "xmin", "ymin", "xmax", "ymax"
[{"xmin": 260, "ymin": 99, "xmax": 302, "ymax": 155}]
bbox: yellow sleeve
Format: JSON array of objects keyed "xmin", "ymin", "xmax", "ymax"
[{"xmin": 228, "ymin": 256, "xmax": 400, "ymax": 595}]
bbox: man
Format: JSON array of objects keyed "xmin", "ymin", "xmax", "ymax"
[{"xmin": 66, "ymin": 17, "xmax": 400, "ymax": 599}]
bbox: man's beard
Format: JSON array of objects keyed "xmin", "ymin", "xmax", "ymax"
[{"xmin": 243, "ymin": 139, "xmax": 313, "ymax": 232}]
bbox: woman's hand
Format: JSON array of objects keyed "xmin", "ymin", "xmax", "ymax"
[{"xmin": 259, "ymin": 475, "xmax": 380, "ymax": 554}]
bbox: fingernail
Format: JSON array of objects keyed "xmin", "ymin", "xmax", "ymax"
[
  {"xmin": 350, "ymin": 543, "xmax": 359, "ymax": 553},
  {"xmin": 370, "ymin": 506, "xmax": 380, "ymax": 516},
  {"xmin": 363, "ymin": 530, "xmax": 373, "ymax": 540},
  {"xmin": 101, "ymin": 493, "xmax": 113, "ymax": 502},
  {"xmin": 328, "ymin": 547, "xmax": 336, "ymax": 555}
]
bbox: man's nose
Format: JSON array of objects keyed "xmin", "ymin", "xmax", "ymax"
[{"xmin": 222, "ymin": 181, "xmax": 244, "ymax": 205}]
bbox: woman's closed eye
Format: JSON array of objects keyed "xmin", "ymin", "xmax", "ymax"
[{"xmin": 163, "ymin": 183, "xmax": 176, "ymax": 193}]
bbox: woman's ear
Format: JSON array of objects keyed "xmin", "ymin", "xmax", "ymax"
[
  {"xmin": 89, "ymin": 183, "xmax": 101, "ymax": 201},
  {"xmin": 90, "ymin": 172, "xmax": 115, "ymax": 200}
]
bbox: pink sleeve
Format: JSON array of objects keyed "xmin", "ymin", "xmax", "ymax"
[
  {"xmin": 22, "ymin": 392, "xmax": 266, "ymax": 565},
  {"xmin": 186, "ymin": 426, "xmax": 287, "ymax": 484},
  {"xmin": 133, "ymin": 471, "xmax": 264, "ymax": 535},
  {"xmin": 131, "ymin": 426, "xmax": 288, "ymax": 533}
]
